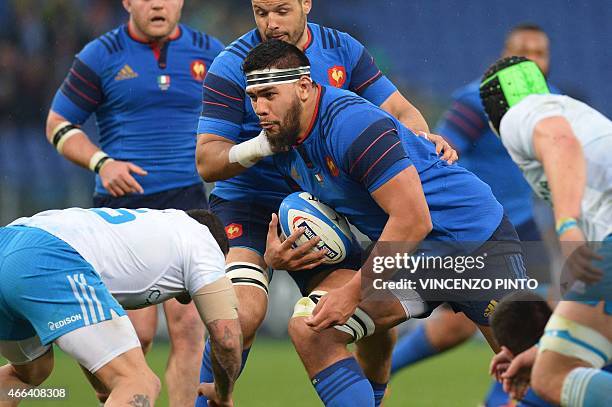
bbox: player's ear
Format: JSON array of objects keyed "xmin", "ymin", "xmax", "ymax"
[
  {"xmin": 301, "ymin": 0, "xmax": 312, "ymax": 15},
  {"xmin": 296, "ymin": 77, "xmax": 312, "ymax": 101},
  {"xmin": 122, "ymin": 0, "xmax": 131, "ymax": 13}
]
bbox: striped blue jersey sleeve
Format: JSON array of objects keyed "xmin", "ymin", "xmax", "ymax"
[
  {"xmin": 342, "ymin": 32, "xmax": 397, "ymax": 106},
  {"xmin": 51, "ymin": 38, "xmax": 108, "ymax": 124},
  {"xmin": 435, "ymin": 87, "xmax": 488, "ymax": 153},
  {"xmin": 197, "ymin": 48, "xmax": 249, "ymax": 142},
  {"xmin": 337, "ymin": 114, "xmax": 412, "ymax": 193}
]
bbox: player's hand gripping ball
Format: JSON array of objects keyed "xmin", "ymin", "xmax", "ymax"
[{"xmin": 278, "ymin": 192, "xmax": 354, "ymax": 264}]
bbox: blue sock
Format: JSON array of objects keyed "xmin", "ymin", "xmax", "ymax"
[
  {"xmin": 195, "ymin": 339, "xmax": 251, "ymax": 407},
  {"xmin": 483, "ymin": 380, "xmax": 555, "ymax": 407},
  {"xmin": 562, "ymin": 367, "xmax": 612, "ymax": 407},
  {"xmin": 390, "ymin": 324, "xmax": 438, "ymax": 374},
  {"xmin": 312, "ymin": 357, "xmax": 374, "ymax": 407},
  {"xmin": 369, "ymin": 381, "xmax": 388, "ymax": 407}
]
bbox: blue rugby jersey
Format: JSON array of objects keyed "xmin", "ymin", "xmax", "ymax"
[
  {"xmin": 197, "ymin": 22, "xmax": 398, "ymax": 206},
  {"xmin": 51, "ymin": 24, "xmax": 224, "ymax": 195},
  {"xmin": 436, "ymin": 79, "xmax": 560, "ymax": 228},
  {"xmin": 273, "ymin": 85, "xmax": 504, "ymax": 245}
]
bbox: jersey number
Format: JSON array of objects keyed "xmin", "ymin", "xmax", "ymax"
[{"xmin": 90, "ymin": 208, "xmax": 148, "ymax": 224}]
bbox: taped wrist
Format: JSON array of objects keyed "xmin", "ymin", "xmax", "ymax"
[
  {"xmin": 228, "ymin": 131, "xmax": 273, "ymax": 168},
  {"xmin": 193, "ymin": 277, "xmax": 239, "ymax": 324},
  {"xmin": 88, "ymin": 151, "xmax": 114, "ymax": 173},
  {"xmin": 51, "ymin": 121, "xmax": 83, "ymax": 154}
]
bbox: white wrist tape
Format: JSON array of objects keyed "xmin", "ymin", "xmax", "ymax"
[
  {"xmin": 88, "ymin": 151, "xmax": 113, "ymax": 173},
  {"xmin": 228, "ymin": 131, "xmax": 274, "ymax": 168},
  {"xmin": 51, "ymin": 121, "xmax": 83, "ymax": 154}
]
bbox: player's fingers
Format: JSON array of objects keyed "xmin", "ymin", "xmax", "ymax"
[
  {"xmin": 196, "ymin": 383, "xmax": 216, "ymax": 398},
  {"xmin": 299, "ymin": 257, "xmax": 326, "ymax": 271},
  {"xmin": 281, "ymin": 227, "xmax": 305, "ymax": 249},
  {"xmin": 293, "ymin": 236, "xmax": 323, "ymax": 255},
  {"xmin": 105, "ymin": 181, "xmax": 124, "ymax": 197},
  {"xmin": 267, "ymin": 213, "xmax": 281, "ymax": 243},
  {"xmin": 113, "ymin": 177, "xmax": 134, "ymax": 196},
  {"xmin": 127, "ymin": 162, "xmax": 148, "ymax": 176},
  {"xmin": 122, "ymin": 173, "xmax": 145, "ymax": 194},
  {"xmin": 102, "ymin": 182, "xmax": 119, "ymax": 197}
]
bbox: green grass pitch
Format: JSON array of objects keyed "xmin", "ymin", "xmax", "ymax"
[{"xmin": 2, "ymin": 339, "xmax": 493, "ymax": 406}]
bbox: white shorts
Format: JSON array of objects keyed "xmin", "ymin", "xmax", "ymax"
[{"xmin": 0, "ymin": 314, "xmax": 140, "ymax": 373}]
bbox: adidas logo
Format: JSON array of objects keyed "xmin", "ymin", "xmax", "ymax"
[
  {"xmin": 115, "ymin": 64, "xmax": 138, "ymax": 81},
  {"xmin": 483, "ymin": 299, "xmax": 499, "ymax": 318}
]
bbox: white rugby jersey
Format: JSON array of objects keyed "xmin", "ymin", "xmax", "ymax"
[
  {"xmin": 9, "ymin": 208, "xmax": 225, "ymax": 309},
  {"xmin": 500, "ymin": 94, "xmax": 612, "ymax": 241}
]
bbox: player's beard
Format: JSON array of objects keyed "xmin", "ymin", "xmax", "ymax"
[{"xmin": 265, "ymin": 97, "xmax": 302, "ymax": 151}]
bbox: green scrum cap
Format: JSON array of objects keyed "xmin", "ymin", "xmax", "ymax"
[{"xmin": 480, "ymin": 56, "xmax": 550, "ymax": 133}]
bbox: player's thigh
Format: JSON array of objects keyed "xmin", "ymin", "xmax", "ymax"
[
  {"xmin": 126, "ymin": 307, "xmax": 158, "ymax": 351},
  {"xmin": 162, "ymin": 299, "xmax": 205, "ymax": 347},
  {"xmin": 93, "ymin": 347, "xmax": 160, "ymax": 393},
  {"xmin": 312, "ymin": 269, "xmax": 407, "ymax": 332},
  {"xmin": 554, "ymin": 301, "xmax": 612, "ymax": 340},
  {"xmin": 1, "ymin": 345, "xmax": 54, "ymax": 386},
  {"xmin": 55, "ymin": 315, "xmax": 141, "ymax": 374},
  {"xmin": 226, "ymin": 247, "xmax": 269, "ymax": 338}
]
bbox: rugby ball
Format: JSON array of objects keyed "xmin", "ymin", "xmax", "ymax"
[{"xmin": 278, "ymin": 192, "xmax": 354, "ymax": 265}]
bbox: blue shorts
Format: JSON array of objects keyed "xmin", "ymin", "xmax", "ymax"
[
  {"xmin": 287, "ymin": 242, "xmax": 364, "ymax": 296},
  {"xmin": 209, "ymin": 194, "xmax": 274, "ymax": 256},
  {"xmin": 93, "ymin": 182, "xmax": 207, "ymax": 210},
  {"xmin": 210, "ymin": 194, "xmax": 364, "ymax": 295},
  {"xmin": 0, "ymin": 226, "xmax": 125, "ymax": 345},
  {"xmin": 565, "ymin": 234, "xmax": 612, "ymax": 315},
  {"xmin": 417, "ymin": 216, "xmax": 527, "ymax": 326}
]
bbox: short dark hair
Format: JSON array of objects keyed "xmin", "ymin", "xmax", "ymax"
[
  {"xmin": 185, "ymin": 209, "xmax": 229, "ymax": 256},
  {"xmin": 243, "ymin": 39, "xmax": 310, "ymax": 74},
  {"xmin": 490, "ymin": 291, "xmax": 552, "ymax": 354},
  {"xmin": 506, "ymin": 23, "xmax": 546, "ymax": 40}
]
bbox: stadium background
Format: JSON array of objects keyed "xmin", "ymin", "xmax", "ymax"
[{"xmin": 1, "ymin": 0, "xmax": 610, "ymax": 405}]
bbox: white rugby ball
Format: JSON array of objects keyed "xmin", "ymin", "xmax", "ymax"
[{"xmin": 278, "ymin": 192, "xmax": 353, "ymax": 264}]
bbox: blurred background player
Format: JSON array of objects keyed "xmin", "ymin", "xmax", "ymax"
[
  {"xmin": 0, "ymin": 208, "xmax": 242, "ymax": 407},
  {"xmin": 44, "ymin": 1, "xmax": 224, "ymax": 405},
  {"xmin": 481, "ymin": 56, "xmax": 612, "ymax": 407},
  {"xmin": 194, "ymin": 1, "xmax": 456, "ymax": 405},
  {"xmin": 391, "ymin": 24, "xmax": 559, "ymax": 406}
]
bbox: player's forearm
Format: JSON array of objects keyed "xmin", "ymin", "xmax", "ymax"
[
  {"xmin": 534, "ymin": 119, "xmax": 586, "ymax": 221},
  {"xmin": 208, "ymin": 318, "xmax": 243, "ymax": 400},
  {"xmin": 380, "ymin": 92, "xmax": 430, "ymax": 133},
  {"xmin": 46, "ymin": 111, "xmax": 106, "ymax": 171},
  {"xmin": 361, "ymin": 215, "xmax": 431, "ymax": 297},
  {"xmin": 196, "ymin": 135, "xmax": 246, "ymax": 182}
]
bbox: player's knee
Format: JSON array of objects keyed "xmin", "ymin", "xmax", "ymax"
[
  {"xmin": 530, "ymin": 360, "xmax": 561, "ymax": 403},
  {"xmin": 167, "ymin": 311, "xmax": 205, "ymax": 353},
  {"xmin": 288, "ymin": 317, "xmax": 317, "ymax": 351},
  {"xmin": 16, "ymin": 360, "xmax": 53, "ymax": 387},
  {"xmin": 138, "ymin": 334, "xmax": 155, "ymax": 355},
  {"xmin": 237, "ymin": 300, "xmax": 267, "ymax": 344}
]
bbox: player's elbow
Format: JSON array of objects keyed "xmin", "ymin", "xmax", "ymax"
[
  {"xmin": 196, "ymin": 136, "xmax": 232, "ymax": 182},
  {"xmin": 196, "ymin": 158, "xmax": 218, "ymax": 182}
]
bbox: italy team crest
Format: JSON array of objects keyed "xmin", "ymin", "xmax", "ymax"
[
  {"xmin": 327, "ymin": 66, "xmax": 346, "ymax": 88},
  {"xmin": 157, "ymin": 75, "xmax": 171, "ymax": 91},
  {"xmin": 191, "ymin": 60, "xmax": 207, "ymax": 81}
]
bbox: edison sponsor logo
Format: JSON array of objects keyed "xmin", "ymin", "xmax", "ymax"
[{"xmin": 48, "ymin": 314, "xmax": 82, "ymax": 331}]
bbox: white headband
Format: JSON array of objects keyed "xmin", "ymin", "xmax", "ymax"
[{"xmin": 246, "ymin": 66, "xmax": 311, "ymax": 91}]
